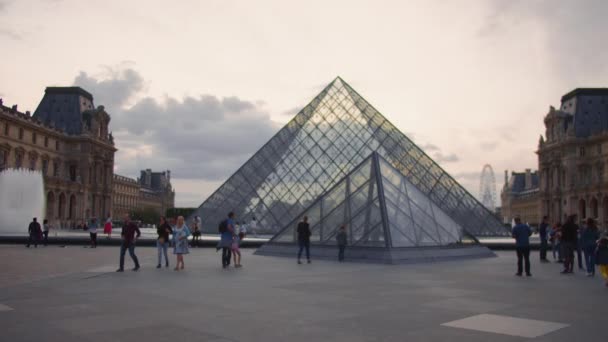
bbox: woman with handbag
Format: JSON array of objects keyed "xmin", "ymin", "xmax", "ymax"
[
  {"xmin": 156, "ymin": 216, "xmax": 172, "ymax": 269},
  {"xmin": 172, "ymin": 216, "xmax": 191, "ymax": 271}
]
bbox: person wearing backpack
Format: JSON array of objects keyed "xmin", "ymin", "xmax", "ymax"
[{"xmin": 217, "ymin": 212, "xmax": 236, "ymax": 268}]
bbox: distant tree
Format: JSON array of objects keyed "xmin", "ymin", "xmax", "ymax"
[
  {"xmin": 130, "ymin": 207, "xmax": 161, "ymax": 225},
  {"xmin": 165, "ymin": 207, "xmax": 196, "ymax": 219}
]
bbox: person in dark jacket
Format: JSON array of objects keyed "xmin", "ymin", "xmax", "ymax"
[
  {"xmin": 336, "ymin": 225, "xmax": 347, "ymax": 262},
  {"xmin": 26, "ymin": 217, "xmax": 42, "ymax": 248},
  {"xmin": 511, "ymin": 216, "xmax": 532, "ymax": 276},
  {"xmin": 217, "ymin": 212, "xmax": 236, "ymax": 269},
  {"xmin": 117, "ymin": 214, "xmax": 141, "ymax": 272},
  {"xmin": 580, "ymin": 218, "xmax": 600, "ymax": 276},
  {"xmin": 539, "ymin": 216, "xmax": 549, "ymax": 262},
  {"xmin": 560, "ymin": 215, "xmax": 579, "ymax": 274},
  {"xmin": 156, "ymin": 216, "xmax": 172, "ymax": 269},
  {"xmin": 297, "ymin": 216, "xmax": 312, "ymax": 264}
]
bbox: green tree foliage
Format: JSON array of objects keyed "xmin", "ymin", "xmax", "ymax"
[
  {"xmin": 130, "ymin": 207, "xmax": 161, "ymax": 225},
  {"xmin": 165, "ymin": 207, "xmax": 196, "ymax": 219}
]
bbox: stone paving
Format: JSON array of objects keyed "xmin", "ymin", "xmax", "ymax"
[{"xmin": 0, "ymin": 245, "xmax": 606, "ymax": 341}]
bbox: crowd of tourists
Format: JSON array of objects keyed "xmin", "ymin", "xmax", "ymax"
[{"xmin": 512, "ymin": 214, "xmax": 608, "ymax": 287}]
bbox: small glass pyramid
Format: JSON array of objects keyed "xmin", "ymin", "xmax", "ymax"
[{"xmin": 191, "ymin": 77, "xmax": 508, "ymax": 237}]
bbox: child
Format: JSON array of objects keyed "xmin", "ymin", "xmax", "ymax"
[
  {"xmin": 336, "ymin": 225, "xmax": 347, "ymax": 262},
  {"xmin": 232, "ymin": 233, "xmax": 243, "ymax": 268}
]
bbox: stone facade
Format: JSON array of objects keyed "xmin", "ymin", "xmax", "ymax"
[
  {"xmin": 112, "ymin": 174, "xmax": 140, "ymax": 219},
  {"xmin": 0, "ymin": 88, "xmax": 116, "ymax": 228},
  {"xmin": 111, "ymin": 169, "xmax": 175, "ymax": 218},
  {"xmin": 500, "ymin": 169, "xmax": 540, "ymax": 226},
  {"xmin": 538, "ymin": 88, "xmax": 608, "ymax": 227}
]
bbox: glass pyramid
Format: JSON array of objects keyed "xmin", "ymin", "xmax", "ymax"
[
  {"xmin": 270, "ymin": 152, "xmax": 477, "ymax": 248},
  {"xmin": 191, "ymin": 77, "xmax": 508, "ymax": 237}
]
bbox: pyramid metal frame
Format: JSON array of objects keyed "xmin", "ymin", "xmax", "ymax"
[{"xmin": 190, "ymin": 77, "xmax": 508, "ymax": 237}]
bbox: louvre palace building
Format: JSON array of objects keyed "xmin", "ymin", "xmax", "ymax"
[{"xmin": 0, "ymin": 87, "xmax": 116, "ymax": 228}]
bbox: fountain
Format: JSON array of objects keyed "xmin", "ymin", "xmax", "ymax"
[{"xmin": 0, "ymin": 169, "xmax": 45, "ymax": 235}]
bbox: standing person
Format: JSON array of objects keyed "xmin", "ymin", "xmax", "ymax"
[
  {"xmin": 89, "ymin": 218, "xmax": 98, "ymax": 248},
  {"xmin": 191, "ymin": 216, "xmax": 201, "ymax": 247},
  {"xmin": 250, "ymin": 216, "xmax": 258, "ymax": 237},
  {"xmin": 26, "ymin": 217, "xmax": 42, "ymax": 248},
  {"xmin": 539, "ymin": 216, "xmax": 549, "ymax": 262},
  {"xmin": 297, "ymin": 216, "xmax": 312, "ymax": 264},
  {"xmin": 156, "ymin": 216, "xmax": 172, "ymax": 269},
  {"xmin": 336, "ymin": 225, "xmax": 347, "ymax": 262},
  {"xmin": 103, "ymin": 215, "xmax": 112, "ymax": 239},
  {"xmin": 172, "ymin": 216, "xmax": 190, "ymax": 271},
  {"xmin": 561, "ymin": 215, "xmax": 579, "ymax": 274},
  {"xmin": 42, "ymin": 219, "xmax": 51, "ymax": 246},
  {"xmin": 231, "ymin": 232, "xmax": 242, "ymax": 268},
  {"xmin": 550, "ymin": 223, "xmax": 562, "ymax": 261},
  {"xmin": 581, "ymin": 218, "xmax": 600, "ymax": 277},
  {"xmin": 217, "ymin": 212, "xmax": 236, "ymax": 268},
  {"xmin": 116, "ymin": 214, "xmax": 141, "ymax": 272},
  {"xmin": 596, "ymin": 232, "xmax": 608, "ymax": 287},
  {"xmin": 511, "ymin": 216, "xmax": 532, "ymax": 277},
  {"xmin": 576, "ymin": 221, "xmax": 585, "ymax": 271}
]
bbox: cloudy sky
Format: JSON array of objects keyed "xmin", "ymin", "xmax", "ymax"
[{"xmin": 1, "ymin": 0, "xmax": 607, "ymax": 207}]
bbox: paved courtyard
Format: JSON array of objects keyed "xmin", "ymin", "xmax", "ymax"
[{"xmin": 0, "ymin": 245, "xmax": 605, "ymax": 341}]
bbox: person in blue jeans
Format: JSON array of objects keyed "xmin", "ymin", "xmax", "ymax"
[
  {"xmin": 581, "ymin": 218, "xmax": 600, "ymax": 276},
  {"xmin": 511, "ymin": 216, "xmax": 532, "ymax": 277},
  {"xmin": 156, "ymin": 216, "xmax": 172, "ymax": 268},
  {"xmin": 117, "ymin": 214, "xmax": 141, "ymax": 272}
]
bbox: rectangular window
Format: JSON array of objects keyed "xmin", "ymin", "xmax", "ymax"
[
  {"xmin": 69, "ymin": 165, "xmax": 77, "ymax": 182},
  {"xmin": 53, "ymin": 161, "xmax": 59, "ymax": 177},
  {"xmin": 42, "ymin": 159, "xmax": 48, "ymax": 176},
  {"xmin": 44, "ymin": 136, "xmax": 49, "ymax": 148},
  {"xmin": 3, "ymin": 122, "xmax": 8, "ymax": 135},
  {"xmin": 19, "ymin": 128, "xmax": 24, "ymax": 140},
  {"xmin": 32, "ymin": 132, "xmax": 37, "ymax": 144},
  {"xmin": 580, "ymin": 147, "xmax": 585, "ymax": 157},
  {"xmin": 55, "ymin": 141, "xmax": 60, "ymax": 151}
]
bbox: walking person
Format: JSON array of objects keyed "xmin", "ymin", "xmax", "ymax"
[
  {"xmin": 156, "ymin": 216, "xmax": 172, "ymax": 269},
  {"xmin": 217, "ymin": 212, "xmax": 236, "ymax": 268},
  {"xmin": 561, "ymin": 215, "xmax": 579, "ymax": 274},
  {"xmin": 89, "ymin": 217, "xmax": 98, "ymax": 248},
  {"xmin": 232, "ymin": 232, "xmax": 242, "ymax": 268},
  {"xmin": 103, "ymin": 214, "xmax": 112, "ymax": 239},
  {"xmin": 336, "ymin": 225, "xmax": 347, "ymax": 262},
  {"xmin": 596, "ymin": 232, "xmax": 608, "ymax": 287},
  {"xmin": 172, "ymin": 216, "xmax": 190, "ymax": 271},
  {"xmin": 42, "ymin": 219, "xmax": 51, "ymax": 246},
  {"xmin": 26, "ymin": 217, "xmax": 42, "ymax": 248},
  {"xmin": 116, "ymin": 214, "xmax": 141, "ymax": 272},
  {"xmin": 539, "ymin": 216, "xmax": 549, "ymax": 262},
  {"xmin": 581, "ymin": 218, "xmax": 600, "ymax": 277},
  {"xmin": 511, "ymin": 216, "xmax": 532, "ymax": 277},
  {"xmin": 297, "ymin": 216, "xmax": 312, "ymax": 264}
]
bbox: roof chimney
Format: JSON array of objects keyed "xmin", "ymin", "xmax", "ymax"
[
  {"xmin": 525, "ymin": 169, "xmax": 532, "ymax": 190},
  {"xmin": 504, "ymin": 170, "xmax": 508, "ymax": 186}
]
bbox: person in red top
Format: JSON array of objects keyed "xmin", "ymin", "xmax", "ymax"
[{"xmin": 117, "ymin": 214, "xmax": 141, "ymax": 272}]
